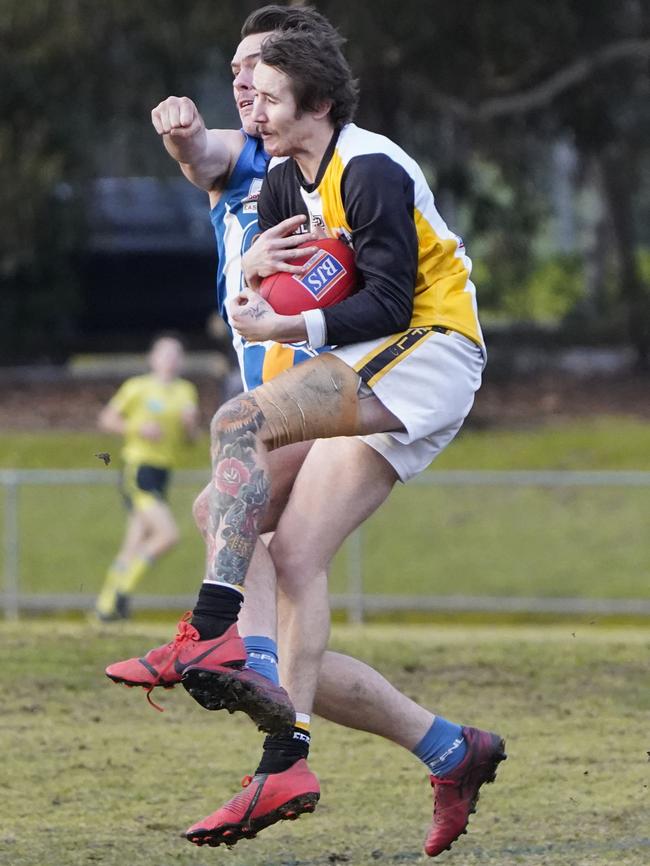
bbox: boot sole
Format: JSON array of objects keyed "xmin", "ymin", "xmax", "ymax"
[
  {"xmin": 106, "ymin": 672, "xmax": 178, "ymax": 688},
  {"xmin": 182, "ymin": 667, "xmax": 296, "ymax": 736}
]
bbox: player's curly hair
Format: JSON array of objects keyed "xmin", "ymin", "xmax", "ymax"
[
  {"xmin": 259, "ymin": 30, "xmax": 359, "ymax": 127},
  {"xmin": 241, "ymin": 4, "xmax": 344, "ymax": 47}
]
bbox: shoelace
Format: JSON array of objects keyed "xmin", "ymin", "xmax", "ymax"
[
  {"xmin": 145, "ymin": 612, "xmax": 199, "ymax": 712},
  {"xmin": 430, "ymin": 775, "xmax": 456, "ymax": 787},
  {"xmin": 429, "ymin": 775, "xmax": 465, "ymax": 823}
]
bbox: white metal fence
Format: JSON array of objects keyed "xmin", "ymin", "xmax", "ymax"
[{"xmin": 2, "ymin": 468, "xmax": 650, "ymax": 622}]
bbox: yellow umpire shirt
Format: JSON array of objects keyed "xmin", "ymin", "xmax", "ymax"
[{"xmin": 108, "ymin": 374, "xmax": 198, "ymax": 469}]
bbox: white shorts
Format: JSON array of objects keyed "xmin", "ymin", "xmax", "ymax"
[{"xmin": 332, "ymin": 327, "xmax": 486, "ymax": 482}]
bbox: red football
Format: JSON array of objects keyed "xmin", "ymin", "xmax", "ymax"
[{"xmin": 260, "ymin": 238, "xmax": 356, "ymax": 315}]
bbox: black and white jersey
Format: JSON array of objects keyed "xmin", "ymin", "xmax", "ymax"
[{"xmin": 259, "ymin": 122, "xmax": 482, "ymax": 348}]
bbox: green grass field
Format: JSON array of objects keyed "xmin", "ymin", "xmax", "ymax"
[
  {"xmin": 1, "ymin": 417, "xmax": 650, "ymax": 604},
  {"xmin": 2, "ymin": 622, "xmax": 649, "ymax": 866},
  {"xmin": 1, "ymin": 415, "xmax": 650, "ymax": 471},
  {"xmin": 6, "ymin": 478, "xmax": 650, "ymax": 602}
]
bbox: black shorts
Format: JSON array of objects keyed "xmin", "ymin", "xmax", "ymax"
[{"xmin": 120, "ymin": 463, "xmax": 171, "ymax": 511}]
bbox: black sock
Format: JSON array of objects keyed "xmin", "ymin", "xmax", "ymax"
[
  {"xmin": 191, "ymin": 583, "xmax": 243, "ymax": 640},
  {"xmin": 255, "ymin": 726, "xmax": 311, "ymax": 775}
]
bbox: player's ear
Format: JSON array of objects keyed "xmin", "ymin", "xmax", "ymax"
[{"xmin": 311, "ymin": 99, "xmax": 333, "ymax": 121}]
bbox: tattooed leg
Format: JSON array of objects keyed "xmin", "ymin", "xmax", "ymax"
[
  {"xmin": 207, "ymin": 353, "xmax": 400, "ymax": 590},
  {"xmin": 179, "ymin": 395, "xmax": 300, "ymax": 728},
  {"xmin": 208, "ymin": 394, "xmax": 272, "ymax": 588},
  {"xmin": 179, "ymin": 354, "xmax": 400, "ymax": 723},
  {"xmin": 207, "ymin": 355, "xmax": 362, "ymax": 589}
]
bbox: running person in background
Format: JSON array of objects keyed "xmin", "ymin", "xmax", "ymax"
[
  {"xmin": 107, "ymin": 7, "xmax": 504, "ymax": 858},
  {"xmin": 95, "ymin": 335, "xmax": 199, "ymax": 621}
]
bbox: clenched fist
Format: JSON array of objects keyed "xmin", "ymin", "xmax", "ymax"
[{"xmin": 151, "ymin": 95, "xmax": 205, "ymax": 140}]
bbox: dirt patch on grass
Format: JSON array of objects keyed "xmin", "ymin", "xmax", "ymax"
[{"xmin": 0, "ymin": 374, "xmax": 222, "ymax": 430}]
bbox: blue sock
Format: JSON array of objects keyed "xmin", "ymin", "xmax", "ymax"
[
  {"xmin": 412, "ymin": 716, "xmax": 467, "ymax": 777},
  {"xmin": 243, "ymin": 635, "xmax": 279, "ymax": 685}
]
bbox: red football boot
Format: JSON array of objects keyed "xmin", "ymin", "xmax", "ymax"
[
  {"xmin": 105, "ymin": 614, "xmax": 246, "ymax": 709},
  {"xmin": 424, "ymin": 726, "xmax": 506, "ymax": 857},
  {"xmin": 182, "ymin": 665, "xmax": 295, "ymax": 735},
  {"xmin": 184, "ymin": 759, "xmax": 319, "ymax": 848}
]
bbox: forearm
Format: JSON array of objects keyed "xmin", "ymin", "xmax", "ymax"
[
  {"xmin": 182, "ymin": 411, "xmax": 200, "ymax": 442},
  {"xmin": 98, "ymin": 410, "xmax": 126, "ymax": 436},
  {"xmin": 152, "ymin": 96, "xmax": 237, "ymax": 191},
  {"xmin": 323, "ymin": 285, "xmax": 412, "ymax": 345},
  {"xmin": 164, "ymin": 129, "xmax": 235, "ymax": 191},
  {"xmin": 162, "ymin": 123, "xmax": 208, "ymax": 164},
  {"xmin": 267, "ymin": 314, "xmax": 308, "ymax": 343}
]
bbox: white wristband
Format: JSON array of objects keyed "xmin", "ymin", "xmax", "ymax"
[{"xmin": 301, "ymin": 309, "xmax": 328, "ymax": 349}]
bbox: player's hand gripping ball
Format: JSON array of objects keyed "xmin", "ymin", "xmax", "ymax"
[{"xmin": 260, "ymin": 238, "xmax": 357, "ymax": 315}]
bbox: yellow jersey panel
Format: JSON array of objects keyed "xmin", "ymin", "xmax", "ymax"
[
  {"xmin": 109, "ymin": 374, "xmax": 198, "ymax": 468},
  {"xmin": 318, "ymin": 149, "xmax": 350, "ymax": 236},
  {"xmin": 411, "ymin": 210, "xmax": 481, "ymax": 343}
]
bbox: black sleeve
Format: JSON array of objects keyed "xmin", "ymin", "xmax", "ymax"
[
  {"xmin": 258, "ymin": 165, "xmax": 284, "ymax": 233},
  {"xmin": 258, "ymin": 161, "xmax": 307, "ymax": 232},
  {"xmin": 322, "ymin": 154, "xmax": 418, "ymax": 345}
]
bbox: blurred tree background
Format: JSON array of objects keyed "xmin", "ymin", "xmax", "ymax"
[{"xmin": 2, "ymin": 0, "xmax": 650, "ymax": 366}]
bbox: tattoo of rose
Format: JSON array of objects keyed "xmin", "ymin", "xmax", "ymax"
[
  {"xmin": 214, "ymin": 457, "xmax": 251, "ymax": 497},
  {"xmin": 221, "ymin": 440, "xmax": 256, "ymax": 463}
]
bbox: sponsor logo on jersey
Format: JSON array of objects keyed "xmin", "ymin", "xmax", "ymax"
[
  {"xmin": 243, "ymin": 178, "xmax": 263, "ymax": 202},
  {"xmin": 292, "ymin": 249, "xmax": 347, "ymax": 300},
  {"xmin": 242, "ymin": 178, "xmax": 263, "ymax": 212}
]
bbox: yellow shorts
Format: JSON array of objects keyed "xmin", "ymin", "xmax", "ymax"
[{"xmin": 120, "ymin": 463, "xmax": 170, "ymax": 512}]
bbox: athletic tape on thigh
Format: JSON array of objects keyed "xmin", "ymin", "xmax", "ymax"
[{"xmin": 252, "ymin": 354, "xmax": 362, "ymax": 451}]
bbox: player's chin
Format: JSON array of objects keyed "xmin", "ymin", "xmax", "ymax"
[
  {"xmin": 240, "ymin": 115, "xmax": 258, "ymax": 137},
  {"xmin": 260, "ymin": 134, "xmax": 284, "ymax": 156}
]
